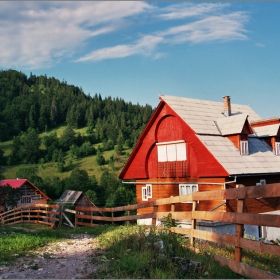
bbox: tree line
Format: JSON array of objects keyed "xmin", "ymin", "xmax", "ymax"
[
  {"xmin": 0, "ymin": 69, "xmax": 154, "ymax": 208},
  {"xmin": 0, "ymin": 69, "xmax": 153, "ymax": 143}
]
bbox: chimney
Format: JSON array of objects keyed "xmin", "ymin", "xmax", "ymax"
[{"xmin": 223, "ymin": 96, "xmax": 231, "ymax": 116}]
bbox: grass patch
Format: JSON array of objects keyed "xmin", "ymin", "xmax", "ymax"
[{"xmin": 90, "ymin": 225, "xmax": 244, "ymax": 279}]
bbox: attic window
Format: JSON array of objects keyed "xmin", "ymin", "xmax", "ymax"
[
  {"xmin": 156, "ymin": 140, "xmax": 186, "ymax": 162},
  {"xmin": 275, "ymin": 142, "xmax": 280, "ymax": 155},
  {"xmin": 240, "ymin": 140, "xmax": 249, "ymax": 155}
]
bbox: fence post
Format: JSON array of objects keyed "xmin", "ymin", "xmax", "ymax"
[
  {"xmin": 171, "ymin": 196, "xmax": 175, "ymax": 212},
  {"xmin": 152, "ymin": 205, "xmax": 158, "ymax": 226},
  {"xmin": 127, "ymin": 210, "xmax": 130, "ymax": 225},
  {"xmin": 190, "ymin": 201, "xmax": 197, "ymax": 246},
  {"xmin": 111, "ymin": 211, "xmax": 114, "ymax": 224},
  {"xmin": 59, "ymin": 204, "xmax": 63, "ymax": 228},
  {"xmin": 235, "ymin": 184, "xmax": 245, "ymax": 262}
]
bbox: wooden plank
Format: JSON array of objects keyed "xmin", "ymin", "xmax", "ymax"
[
  {"xmin": 156, "ymin": 211, "xmax": 191, "ymax": 220},
  {"xmin": 214, "ymin": 255, "xmax": 280, "ymax": 279},
  {"xmin": 62, "ymin": 213, "xmax": 74, "ymax": 228},
  {"xmin": 192, "ymin": 211, "xmax": 280, "ymax": 227},
  {"xmin": 64, "ymin": 209, "xmax": 76, "ymax": 214},
  {"xmin": 170, "ymin": 227, "xmax": 191, "ymax": 236}
]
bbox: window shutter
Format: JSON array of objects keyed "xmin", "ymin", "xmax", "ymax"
[
  {"xmin": 176, "ymin": 142, "xmax": 187, "ymax": 160},
  {"xmin": 240, "ymin": 141, "xmax": 249, "ymax": 155},
  {"xmin": 276, "ymin": 142, "xmax": 280, "ymax": 155},
  {"xmin": 157, "ymin": 145, "xmax": 167, "ymax": 162},
  {"xmin": 167, "ymin": 144, "xmax": 176, "ymax": 161}
]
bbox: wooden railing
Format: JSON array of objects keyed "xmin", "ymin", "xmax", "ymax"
[
  {"xmin": 0, "ymin": 203, "xmax": 60, "ymax": 228},
  {"xmin": 75, "ymin": 183, "xmax": 280, "ymax": 279}
]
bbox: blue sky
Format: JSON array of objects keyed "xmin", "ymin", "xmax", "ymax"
[{"xmin": 1, "ymin": 1, "xmax": 280, "ymax": 118}]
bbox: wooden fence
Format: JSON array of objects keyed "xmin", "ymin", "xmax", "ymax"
[
  {"xmin": 0, "ymin": 183, "xmax": 279, "ymax": 278},
  {"xmin": 0, "ymin": 203, "xmax": 60, "ymax": 228},
  {"xmin": 75, "ymin": 183, "xmax": 280, "ymax": 279}
]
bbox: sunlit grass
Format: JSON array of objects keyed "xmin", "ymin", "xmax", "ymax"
[{"xmin": 0, "ymin": 123, "xmax": 132, "ymax": 181}]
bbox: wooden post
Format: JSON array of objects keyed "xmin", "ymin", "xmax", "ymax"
[
  {"xmin": 59, "ymin": 204, "xmax": 63, "ymax": 228},
  {"xmin": 111, "ymin": 211, "xmax": 114, "ymax": 224},
  {"xmin": 75, "ymin": 208, "xmax": 78, "ymax": 228},
  {"xmin": 152, "ymin": 205, "xmax": 158, "ymax": 226},
  {"xmin": 171, "ymin": 196, "xmax": 175, "ymax": 212},
  {"xmin": 127, "ymin": 210, "xmax": 130, "ymax": 225},
  {"xmin": 235, "ymin": 184, "xmax": 245, "ymax": 262},
  {"xmin": 190, "ymin": 201, "xmax": 197, "ymax": 247}
]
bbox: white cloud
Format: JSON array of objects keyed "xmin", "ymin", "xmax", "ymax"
[
  {"xmin": 157, "ymin": 3, "xmax": 229, "ymax": 20},
  {"xmin": 76, "ymin": 35, "xmax": 163, "ymax": 62},
  {"xmin": 159, "ymin": 12, "xmax": 249, "ymax": 44},
  {"xmin": 0, "ymin": 1, "xmax": 152, "ymax": 69},
  {"xmin": 0, "ymin": 1, "xmax": 249, "ymax": 68}
]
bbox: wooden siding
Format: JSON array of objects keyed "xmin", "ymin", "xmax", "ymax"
[
  {"xmin": 136, "ymin": 178, "xmax": 226, "ymax": 214},
  {"xmin": 121, "ymin": 103, "xmax": 228, "ymax": 179}
]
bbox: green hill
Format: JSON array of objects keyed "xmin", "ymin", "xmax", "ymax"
[{"xmin": 0, "ymin": 69, "xmax": 154, "ymax": 207}]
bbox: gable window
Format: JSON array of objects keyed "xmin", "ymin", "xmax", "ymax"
[
  {"xmin": 275, "ymin": 142, "xmax": 280, "ymax": 155},
  {"xmin": 157, "ymin": 140, "xmax": 187, "ymax": 178},
  {"xmin": 179, "ymin": 184, "xmax": 198, "ymax": 203},
  {"xmin": 142, "ymin": 184, "xmax": 152, "ymax": 201},
  {"xmin": 21, "ymin": 196, "xmax": 31, "ymax": 204},
  {"xmin": 156, "ymin": 140, "xmax": 186, "ymax": 162},
  {"xmin": 240, "ymin": 140, "xmax": 249, "ymax": 155}
]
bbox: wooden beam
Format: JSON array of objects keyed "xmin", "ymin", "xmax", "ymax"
[{"xmin": 214, "ymin": 255, "xmax": 280, "ymax": 279}]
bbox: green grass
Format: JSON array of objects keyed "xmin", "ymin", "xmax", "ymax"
[
  {"xmin": 0, "ymin": 124, "xmax": 132, "ymax": 182},
  {"xmin": 1, "ymin": 223, "xmax": 279, "ymax": 278}
]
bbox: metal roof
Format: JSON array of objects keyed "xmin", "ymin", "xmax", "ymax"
[
  {"xmin": 0, "ymin": 179, "xmax": 28, "ymax": 188},
  {"xmin": 57, "ymin": 190, "xmax": 84, "ymax": 204}
]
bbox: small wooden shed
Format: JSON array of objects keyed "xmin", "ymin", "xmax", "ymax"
[{"xmin": 57, "ymin": 190, "xmax": 95, "ymax": 208}]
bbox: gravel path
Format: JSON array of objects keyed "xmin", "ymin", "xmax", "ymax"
[{"xmin": 0, "ymin": 233, "xmax": 104, "ymax": 279}]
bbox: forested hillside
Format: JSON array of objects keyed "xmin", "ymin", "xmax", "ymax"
[{"xmin": 0, "ymin": 69, "xmax": 154, "ymax": 207}]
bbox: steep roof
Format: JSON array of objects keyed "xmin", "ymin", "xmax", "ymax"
[
  {"xmin": 253, "ymin": 124, "xmax": 280, "ymax": 137},
  {"xmin": 160, "ymin": 95, "xmax": 280, "ymax": 176},
  {"xmin": 0, "ymin": 179, "xmax": 51, "ymax": 200},
  {"xmin": 216, "ymin": 114, "xmax": 251, "ymax": 136},
  {"xmin": 0, "ymin": 179, "xmax": 28, "ymax": 188},
  {"xmin": 57, "ymin": 190, "xmax": 83, "ymax": 204},
  {"xmin": 159, "ymin": 95, "xmax": 261, "ymax": 135}
]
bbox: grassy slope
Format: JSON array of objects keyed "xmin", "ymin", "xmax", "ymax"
[{"xmin": 0, "ymin": 125, "xmax": 132, "ymax": 182}]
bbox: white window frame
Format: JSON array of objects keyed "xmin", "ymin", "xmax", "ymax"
[
  {"xmin": 156, "ymin": 140, "xmax": 186, "ymax": 162},
  {"xmin": 275, "ymin": 142, "xmax": 280, "ymax": 155},
  {"xmin": 240, "ymin": 140, "xmax": 249, "ymax": 155},
  {"xmin": 179, "ymin": 184, "xmax": 198, "ymax": 203},
  {"xmin": 142, "ymin": 187, "xmax": 148, "ymax": 201},
  {"xmin": 146, "ymin": 184, "xmax": 152, "ymax": 198},
  {"xmin": 142, "ymin": 184, "xmax": 152, "ymax": 201}
]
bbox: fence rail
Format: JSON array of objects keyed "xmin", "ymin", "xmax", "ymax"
[
  {"xmin": 0, "ymin": 184, "xmax": 280, "ymax": 279},
  {"xmin": 0, "ymin": 204, "xmax": 60, "ymax": 228},
  {"xmin": 75, "ymin": 183, "xmax": 280, "ymax": 279}
]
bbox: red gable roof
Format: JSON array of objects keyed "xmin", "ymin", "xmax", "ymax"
[
  {"xmin": 0, "ymin": 179, "xmax": 51, "ymax": 201},
  {"xmin": 0, "ymin": 179, "xmax": 28, "ymax": 189}
]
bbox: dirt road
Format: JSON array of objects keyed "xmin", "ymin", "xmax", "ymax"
[{"xmin": 0, "ymin": 233, "xmax": 103, "ymax": 279}]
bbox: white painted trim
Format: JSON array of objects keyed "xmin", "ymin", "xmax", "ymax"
[{"xmin": 156, "ymin": 140, "xmax": 185, "ymax": 146}]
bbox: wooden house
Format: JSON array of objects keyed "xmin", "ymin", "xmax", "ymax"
[
  {"xmin": 119, "ymin": 95, "xmax": 280, "ymax": 234},
  {"xmin": 0, "ymin": 179, "xmax": 51, "ymax": 209}
]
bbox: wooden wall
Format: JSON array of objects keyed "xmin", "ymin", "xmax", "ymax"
[{"xmin": 136, "ymin": 177, "xmax": 226, "ymax": 214}]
